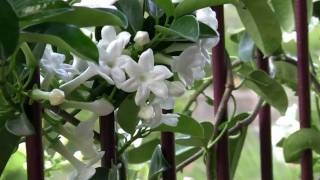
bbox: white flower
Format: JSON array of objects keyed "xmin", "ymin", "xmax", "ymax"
[
  {"xmin": 138, "ymin": 102, "xmax": 179, "ymax": 128},
  {"xmin": 61, "ymin": 98, "xmax": 114, "ymax": 116},
  {"xmin": 49, "ymin": 139, "xmax": 103, "ymax": 180},
  {"xmin": 31, "ymin": 89, "xmax": 65, "ymax": 106},
  {"xmin": 98, "ymin": 26, "xmax": 130, "ymax": 49},
  {"xmin": 172, "ymin": 46, "xmax": 207, "ymax": 87},
  {"xmin": 60, "ymin": 62, "xmax": 114, "ymax": 94},
  {"xmin": 72, "ymin": 55, "xmax": 88, "ymax": 73},
  {"xmin": 196, "ymin": 7, "xmax": 218, "ymax": 31},
  {"xmin": 134, "ymin": 31, "xmax": 150, "ymax": 46},
  {"xmin": 74, "ymin": 0, "xmax": 118, "ymax": 8},
  {"xmin": 40, "ymin": 45, "xmax": 77, "ymax": 81},
  {"xmin": 120, "ymin": 49, "xmax": 173, "ymax": 105},
  {"xmin": 57, "ymin": 116, "xmax": 101, "ymax": 160},
  {"xmin": 98, "ymin": 29, "xmax": 133, "ymax": 86}
]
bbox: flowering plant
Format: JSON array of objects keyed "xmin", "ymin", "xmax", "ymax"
[{"xmin": 1, "ymin": 0, "xmax": 320, "ymax": 179}]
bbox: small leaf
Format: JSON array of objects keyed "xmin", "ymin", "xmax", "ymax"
[
  {"xmin": 5, "ymin": 113, "xmax": 34, "ymax": 136},
  {"xmin": 117, "ymin": 95, "xmax": 140, "ymax": 134},
  {"xmin": 154, "ymin": 0, "xmax": 175, "ymax": 16},
  {"xmin": 199, "ymin": 22, "xmax": 218, "ymax": 39},
  {"xmin": 238, "ymin": 32, "xmax": 255, "ymax": 62},
  {"xmin": 229, "ymin": 127, "xmax": 247, "ymax": 179},
  {"xmin": 21, "ymin": 23, "xmax": 99, "ymax": 62},
  {"xmin": 244, "ymin": 70, "xmax": 288, "ymax": 114},
  {"xmin": 274, "ymin": 61, "xmax": 297, "ymax": 92},
  {"xmin": 283, "ymin": 128, "xmax": 320, "ymax": 163},
  {"xmin": 146, "ymin": 0, "xmax": 164, "ymax": 18},
  {"xmin": 175, "ymin": 147, "xmax": 201, "ymax": 165},
  {"xmin": 148, "ymin": 146, "xmax": 170, "ymax": 180},
  {"xmin": 235, "ymin": 0, "xmax": 282, "ymax": 55},
  {"xmin": 127, "ymin": 139, "xmax": 160, "ymax": 164},
  {"xmin": 270, "ymin": 0, "xmax": 294, "ymax": 32},
  {"xmin": 21, "ymin": 7, "xmax": 128, "ymax": 28},
  {"xmin": 176, "ymin": 136, "xmax": 204, "ymax": 147},
  {"xmin": 155, "ymin": 15, "xmax": 199, "ymax": 42},
  {"xmin": 0, "ymin": 0, "xmax": 19, "ymax": 59},
  {"xmin": 175, "ymin": 0, "xmax": 236, "ymax": 17},
  {"xmin": 116, "ymin": 0, "xmax": 143, "ymax": 33},
  {"xmin": 152, "ymin": 114, "xmax": 204, "ymax": 137}
]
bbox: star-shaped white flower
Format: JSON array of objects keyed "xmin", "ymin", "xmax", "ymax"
[
  {"xmin": 172, "ymin": 46, "xmax": 207, "ymax": 87},
  {"xmin": 120, "ymin": 49, "xmax": 173, "ymax": 105},
  {"xmin": 74, "ymin": 0, "xmax": 118, "ymax": 8},
  {"xmin": 40, "ymin": 45, "xmax": 77, "ymax": 83}
]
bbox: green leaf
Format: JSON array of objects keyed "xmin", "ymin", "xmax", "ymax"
[
  {"xmin": 229, "ymin": 127, "xmax": 248, "ymax": 179},
  {"xmin": 0, "ymin": 151, "xmax": 26, "ymax": 180},
  {"xmin": 21, "ymin": 23, "xmax": 99, "ymax": 62},
  {"xmin": 155, "ymin": 15, "xmax": 199, "ymax": 42},
  {"xmin": 127, "ymin": 139, "xmax": 160, "ymax": 164},
  {"xmin": 274, "ymin": 61, "xmax": 297, "ymax": 92},
  {"xmin": 0, "ymin": 0, "xmax": 19, "ymax": 59},
  {"xmin": 235, "ymin": 0, "xmax": 282, "ymax": 55},
  {"xmin": 219, "ymin": 113, "xmax": 250, "ymax": 131},
  {"xmin": 244, "ymin": 70, "xmax": 288, "ymax": 114},
  {"xmin": 154, "ymin": 0, "xmax": 175, "ymax": 16},
  {"xmin": 0, "ymin": 122, "xmax": 20, "ymax": 174},
  {"xmin": 117, "ymin": 95, "xmax": 140, "ymax": 134},
  {"xmin": 175, "ymin": 146, "xmax": 201, "ymax": 165},
  {"xmin": 90, "ymin": 167, "xmax": 108, "ymax": 180},
  {"xmin": 283, "ymin": 128, "xmax": 320, "ymax": 163},
  {"xmin": 146, "ymin": 0, "xmax": 164, "ymax": 18},
  {"xmin": 5, "ymin": 113, "xmax": 34, "ymax": 136},
  {"xmin": 238, "ymin": 32, "xmax": 255, "ymax": 62},
  {"xmin": 148, "ymin": 146, "xmax": 170, "ymax": 180},
  {"xmin": 116, "ymin": 0, "xmax": 143, "ymax": 33},
  {"xmin": 199, "ymin": 22, "xmax": 218, "ymax": 39},
  {"xmin": 314, "ymin": 1, "xmax": 320, "ymax": 19},
  {"xmin": 175, "ymin": 0, "xmax": 235, "ymax": 17},
  {"xmin": 270, "ymin": 0, "xmax": 294, "ymax": 32},
  {"xmin": 176, "ymin": 136, "xmax": 204, "ymax": 147},
  {"xmin": 152, "ymin": 114, "xmax": 204, "ymax": 137},
  {"xmin": 201, "ymin": 121, "xmax": 214, "ymax": 144},
  {"xmin": 21, "ymin": 7, "xmax": 128, "ymax": 28}
]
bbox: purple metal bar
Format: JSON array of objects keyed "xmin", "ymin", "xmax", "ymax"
[
  {"xmin": 161, "ymin": 109, "xmax": 176, "ymax": 180},
  {"xmin": 25, "ymin": 67, "xmax": 44, "ymax": 180},
  {"xmin": 295, "ymin": 0, "xmax": 313, "ymax": 179},
  {"xmin": 100, "ymin": 113, "xmax": 116, "ymax": 169},
  {"xmin": 256, "ymin": 50, "xmax": 273, "ymax": 180},
  {"xmin": 207, "ymin": 5, "xmax": 230, "ymax": 180}
]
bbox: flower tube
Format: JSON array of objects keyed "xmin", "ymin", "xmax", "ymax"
[{"xmin": 31, "ymin": 89, "xmax": 65, "ymax": 106}]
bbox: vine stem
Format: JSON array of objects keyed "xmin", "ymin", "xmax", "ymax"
[
  {"xmin": 100, "ymin": 112, "xmax": 116, "ymax": 169},
  {"xmin": 25, "ymin": 67, "xmax": 44, "ymax": 180}
]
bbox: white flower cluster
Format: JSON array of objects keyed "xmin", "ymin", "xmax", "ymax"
[{"xmin": 35, "ymin": 4, "xmax": 218, "ymax": 179}]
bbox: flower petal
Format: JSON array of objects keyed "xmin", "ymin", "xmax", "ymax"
[
  {"xmin": 119, "ymin": 78, "xmax": 140, "ymax": 92},
  {"xmin": 111, "ymin": 67, "xmax": 126, "ymax": 86},
  {"xmin": 149, "ymin": 65, "xmax": 173, "ymax": 81},
  {"xmin": 148, "ymin": 81, "xmax": 168, "ymax": 99},
  {"xmin": 135, "ymin": 86, "xmax": 150, "ymax": 105},
  {"xmin": 101, "ymin": 26, "xmax": 117, "ymax": 44},
  {"xmin": 138, "ymin": 49, "xmax": 154, "ymax": 72},
  {"xmin": 196, "ymin": 7, "xmax": 218, "ymax": 31},
  {"xmin": 125, "ymin": 60, "xmax": 143, "ymax": 77}
]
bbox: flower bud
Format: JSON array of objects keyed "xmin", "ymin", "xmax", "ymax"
[
  {"xmin": 49, "ymin": 89, "xmax": 65, "ymax": 106},
  {"xmin": 134, "ymin": 31, "xmax": 150, "ymax": 46}
]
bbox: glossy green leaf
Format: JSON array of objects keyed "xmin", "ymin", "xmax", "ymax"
[
  {"xmin": 176, "ymin": 136, "xmax": 204, "ymax": 147},
  {"xmin": 154, "ymin": 0, "xmax": 174, "ymax": 16},
  {"xmin": 175, "ymin": 147, "xmax": 201, "ymax": 165},
  {"xmin": 201, "ymin": 121, "xmax": 214, "ymax": 144},
  {"xmin": 21, "ymin": 7, "xmax": 128, "ymax": 28},
  {"xmin": 117, "ymin": 95, "xmax": 140, "ymax": 134},
  {"xmin": 238, "ymin": 32, "xmax": 255, "ymax": 62},
  {"xmin": 199, "ymin": 22, "xmax": 218, "ymax": 39},
  {"xmin": 235, "ymin": 0, "xmax": 282, "ymax": 55},
  {"xmin": 152, "ymin": 114, "xmax": 204, "ymax": 137},
  {"xmin": 274, "ymin": 61, "xmax": 297, "ymax": 92},
  {"xmin": 175, "ymin": 0, "xmax": 235, "ymax": 17},
  {"xmin": 244, "ymin": 70, "xmax": 288, "ymax": 114},
  {"xmin": 0, "ymin": 0, "xmax": 19, "ymax": 59},
  {"xmin": 127, "ymin": 139, "xmax": 160, "ymax": 164},
  {"xmin": 229, "ymin": 127, "xmax": 248, "ymax": 179},
  {"xmin": 148, "ymin": 146, "xmax": 170, "ymax": 180},
  {"xmin": 270, "ymin": 0, "xmax": 294, "ymax": 32},
  {"xmin": 116, "ymin": 0, "xmax": 143, "ymax": 33},
  {"xmin": 283, "ymin": 128, "xmax": 320, "ymax": 163},
  {"xmin": 155, "ymin": 15, "xmax": 199, "ymax": 42},
  {"xmin": 5, "ymin": 113, "xmax": 34, "ymax": 136},
  {"xmin": 0, "ymin": 121, "xmax": 20, "ymax": 174},
  {"xmin": 146, "ymin": 0, "xmax": 164, "ymax": 18},
  {"xmin": 21, "ymin": 23, "xmax": 99, "ymax": 62}
]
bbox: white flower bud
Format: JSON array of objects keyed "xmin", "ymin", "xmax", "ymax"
[
  {"xmin": 49, "ymin": 89, "xmax": 65, "ymax": 106},
  {"xmin": 134, "ymin": 31, "xmax": 150, "ymax": 46}
]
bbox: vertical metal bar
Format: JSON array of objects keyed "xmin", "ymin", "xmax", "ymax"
[
  {"xmin": 207, "ymin": 5, "xmax": 230, "ymax": 180},
  {"xmin": 161, "ymin": 109, "xmax": 176, "ymax": 180},
  {"xmin": 100, "ymin": 113, "xmax": 116, "ymax": 169},
  {"xmin": 295, "ymin": 0, "xmax": 313, "ymax": 179},
  {"xmin": 25, "ymin": 67, "xmax": 44, "ymax": 180},
  {"xmin": 256, "ymin": 50, "xmax": 273, "ymax": 180}
]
